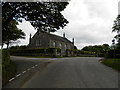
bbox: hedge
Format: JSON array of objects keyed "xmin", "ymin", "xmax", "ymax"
[
  {"xmin": 9, "ymin": 48, "xmax": 61, "ymax": 56},
  {"xmin": 66, "ymin": 49, "xmax": 96, "ymax": 55},
  {"xmin": 2, "ymin": 50, "xmax": 16, "ymax": 86},
  {"xmin": 106, "ymin": 49, "xmax": 120, "ymax": 58}
]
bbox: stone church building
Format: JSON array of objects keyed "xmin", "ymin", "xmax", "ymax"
[{"xmin": 29, "ymin": 31, "xmax": 75, "ymax": 56}]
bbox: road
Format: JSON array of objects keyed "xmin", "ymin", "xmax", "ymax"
[
  {"xmin": 3, "ymin": 56, "xmax": 53, "ymax": 88},
  {"xmin": 4, "ymin": 56, "xmax": 119, "ymax": 88}
]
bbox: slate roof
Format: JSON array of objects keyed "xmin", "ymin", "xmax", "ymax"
[
  {"xmin": 34, "ymin": 31, "xmax": 73, "ymax": 44},
  {"xmin": 46, "ymin": 32, "xmax": 72, "ymax": 44}
]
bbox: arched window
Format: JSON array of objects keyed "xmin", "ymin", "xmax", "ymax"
[
  {"xmin": 69, "ymin": 45, "xmax": 71, "ymax": 49},
  {"xmin": 59, "ymin": 43, "xmax": 62, "ymax": 48},
  {"xmin": 53, "ymin": 42, "xmax": 56, "ymax": 47},
  {"xmin": 39, "ymin": 40, "xmax": 41, "ymax": 46},
  {"xmin": 65, "ymin": 44, "xmax": 67, "ymax": 50},
  {"xmin": 36, "ymin": 40, "xmax": 41, "ymax": 46}
]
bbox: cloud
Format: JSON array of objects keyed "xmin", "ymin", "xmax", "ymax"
[{"xmin": 56, "ymin": 0, "xmax": 119, "ymax": 49}]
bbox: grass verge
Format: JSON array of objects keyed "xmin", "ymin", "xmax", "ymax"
[
  {"xmin": 101, "ymin": 58, "xmax": 120, "ymax": 71},
  {"xmin": 2, "ymin": 60, "xmax": 16, "ymax": 86},
  {"xmin": 2, "ymin": 50, "xmax": 16, "ymax": 86}
]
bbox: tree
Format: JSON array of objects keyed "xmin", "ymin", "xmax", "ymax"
[
  {"xmin": 2, "ymin": 2, "xmax": 69, "ymax": 32},
  {"xmin": 81, "ymin": 44, "xmax": 110, "ymax": 57},
  {"xmin": 81, "ymin": 45, "xmax": 93, "ymax": 51},
  {"xmin": 102, "ymin": 44, "xmax": 110, "ymax": 54},
  {"xmin": 112, "ymin": 15, "xmax": 120, "ymax": 49},
  {"xmin": 2, "ymin": 20, "xmax": 25, "ymax": 49}
]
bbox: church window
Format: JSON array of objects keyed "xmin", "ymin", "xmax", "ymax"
[
  {"xmin": 36, "ymin": 40, "xmax": 39, "ymax": 46},
  {"xmin": 69, "ymin": 45, "xmax": 70, "ymax": 49},
  {"xmin": 53, "ymin": 42, "xmax": 56, "ymax": 47},
  {"xmin": 59, "ymin": 43, "xmax": 62, "ymax": 48},
  {"xmin": 65, "ymin": 44, "xmax": 67, "ymax": 50},
  {"xmin": 39, "ymin": 40, "xmax": 41, "ymax": 46}
]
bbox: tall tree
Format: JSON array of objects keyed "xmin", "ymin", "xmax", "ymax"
[
  {"xmin": 81, "ymin": 44, "xmax": 110, "ymax": 56},
  {"xmin": 3, "ymin": 20, "xmax": 25, "ymax": 49},
  {"xmin": 112, "ymin": 15, "xmax": 120, "ymax": 49},
  {"xmin": 2, "ymin": 2, "xmax": 69, "ymax": 31}
]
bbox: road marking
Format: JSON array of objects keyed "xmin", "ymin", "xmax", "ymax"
[
  {"xmin": 27, "ymin": 68, "xmax": 31, "ymax": 71},
  {"xmin": 22, "ymin": 71, "xmax": 26, "ymax": 73},
  {"xmin": 32, "ymin": 66, "xmax": 35, "ymax": 69},
  {"xmin": 8, "ymin": 65, "xmax": 39, "ymax": 83},
  {"xmin": 16, "ymin": 74, "xmax": 21, "ymax": 77},
  {"xmin": 9, "ymin": 77, "xmax": 15, "ymax": 82},
  {"xmin": 35, "ymin": 65, "xmax": 38, "ymax": 67}
]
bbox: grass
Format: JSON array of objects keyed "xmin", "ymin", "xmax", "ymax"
[
  {"xmin": 101, "ymin": 58, "xmax": 120, "ymax": 71},
  {"xmin": 2, "ymin": 60, "xmax": 16, "ymax": 86}
]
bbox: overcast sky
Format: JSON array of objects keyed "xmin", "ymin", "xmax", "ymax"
[{"xmin": 15, "ymin": 0, "xmax": 119, "ymax": 49}]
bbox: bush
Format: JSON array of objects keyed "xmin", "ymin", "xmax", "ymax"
[
  {"xmin": 106, "ymin": 49, "xmax": 120, "ymax": 58},
  {"xmin": 2, "ymin": 50, "xmax": 10, "ymax": 66},
  {"xmin": 9, "ymin": 48, "xmax": 61, "ymax": 56},
  {"xmin": 2, "ymin": 50, "xmax": 16, "ymax": 86}
]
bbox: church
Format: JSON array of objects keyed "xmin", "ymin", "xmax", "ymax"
[{"xmin": 29, "ymin": 30, "xmax": 75, "ymax": 56}]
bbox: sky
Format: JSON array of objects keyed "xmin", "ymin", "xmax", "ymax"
[{"xmin": 11, "ymin": 0, "xmax": 119, "ymax": 49}]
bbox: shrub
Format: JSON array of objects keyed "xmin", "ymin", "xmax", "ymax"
[
  {"xmin": 9, "ymin": 48, "xmax": 61, "ymax": 56},
  {"xmin": 2, "ymin": 50, "xmax": 10, "ymax": 66},
  {"xmin": 2, "ymin": 50, "xmax": 16, "ymax": 86},
  {"xmin": 106, "ymin": 49, "xmax": 120, "ymax": 58}
]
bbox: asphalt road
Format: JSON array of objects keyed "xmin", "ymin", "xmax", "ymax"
[
  {"xmin": 3, "ymin": 56, "xmax": 53, "ymax": 88},
  {"xmin": 19, "ymin": 57, "xmax": 118, "ymax": 88}
]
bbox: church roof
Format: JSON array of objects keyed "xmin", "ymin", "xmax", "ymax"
[
  {"xmin": 47, "ymin": 32, "xmax": 72, "ymax": 43},
  {"xmin": 35, "ymin": 31, "xmax": 73, "ymax": 44}
]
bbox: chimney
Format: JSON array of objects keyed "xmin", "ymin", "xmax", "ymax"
[
  {"xmin": 63, "ymin": 33, "xmax": 65, "ymax": 38},
  {"xmin": 72, "ymin": 38, "xmax": 74, "ymax": 44}
]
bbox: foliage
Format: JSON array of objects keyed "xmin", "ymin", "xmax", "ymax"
[
  {"xmin": 106, "ymin": 49, "xmax": 120, "ymax": 58},
  {"xmin": 2, "ymin": 2, "xmax": 69, "ymax": 42},
  {"xmin": 102, "ymin": 59, "xmax": 120, "ymax": 71},
  {"xmin": 2, "ymin": 50, "xmax": 16, "ymax": 86},
  {"xmin": 2, "ymin": 50, "xmax": 10, "ymax": 66},
  {"xmin": 9, "ymin": 48, "xmax": 61, "ymax": 56},
  {"xmin": 2, "ymin": 20, "xmax": 25, "ymax": 49},
  {"xmin": 66, "ymin": 49, "xmax": 95, "ymax": 56},
  {"xmin": 112, "ymin": 15, "xmax": 120, "ymax": 49},
  {"xmin": 81, "ymin": 44, "xmax": 110, "ymax": 57}
]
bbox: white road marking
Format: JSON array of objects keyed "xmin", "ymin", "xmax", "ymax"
[
  {"xmin": 22, "ymin": 71, "xmax": 26, "ymax": 73},
  {"xmin": 16, "ymin": 74, "xmax": 21, "ymax": 77},
  {"xmin": 8, "ymin": 65, "xmax": 39, "ymax": 83},
  {"xmin": 32, "ymin": 66, "xmax": 35, "ymax": 68},
  {"xmin": 9, "ymin": 77, "xmax": 15, "ymax": 82},
  {"xmin": 35, "ymin": 65, "xmax": 38, "ymax": 67},
  {"xmin": 27, "ymin": 68, "xmax": 31, "ymax": 71}
]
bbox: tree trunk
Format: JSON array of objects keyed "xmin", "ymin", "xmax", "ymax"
[{"xmin": 6, "ymin": 41, "xmax": 9, "ymax": 49}]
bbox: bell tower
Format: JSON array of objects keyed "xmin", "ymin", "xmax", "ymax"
[{"xmin": 72, "ymin": 38, "xmax": 74, "ymax": 44}]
